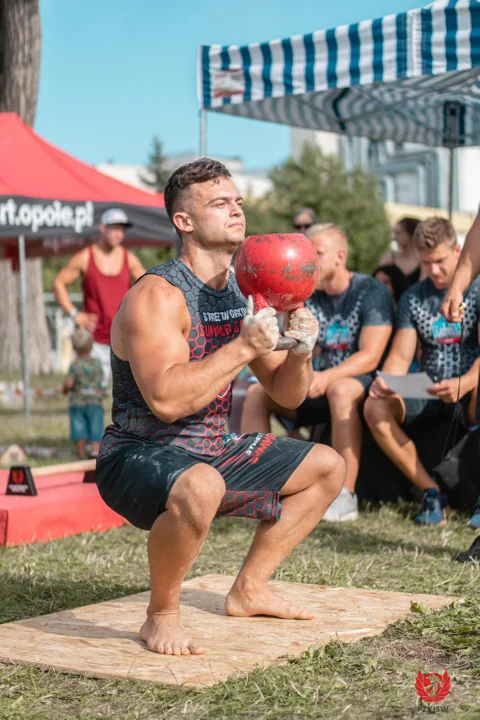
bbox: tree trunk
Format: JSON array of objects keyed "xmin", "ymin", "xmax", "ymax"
[
  {"xmin": 0, "ymin": 0, "xmax": 41, "ymax": 125},
  {"xmin": 0, "ymin": 260, "xmax": 20, "ymax": 372},
  {"xmin": 0, "ymin": 0, "xmax": 51, "ymax": 374}
]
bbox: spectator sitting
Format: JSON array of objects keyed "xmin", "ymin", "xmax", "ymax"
[
  {"xmin": 380, "ymin": 217, "xmax": 421, "ymax": 286},
  {"xmin": 364, "ymin": 217, "xmax": 480, "ymax": 527},
  {"xmin": 241, "ymin": 223, "xmax": 394, "ymax": 521},
  {"xmin": 63, "ymin": 328, "xmax": 106, "ymax": 460},
  {"xmin": 372, "ymin": 264, "xmax": 408, "ymax": 308},
  {"xmin": 292, "ymin": 207, "xmax": 318, "ymax": 234}
]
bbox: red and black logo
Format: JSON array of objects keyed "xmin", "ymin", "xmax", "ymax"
[
  {"xmin": 6, "ymin": 466, "xmax": 37, "ymax": 496},
  {"xmin": 415, "ymin": 670, "xmax": 451, "ymax": 703}
]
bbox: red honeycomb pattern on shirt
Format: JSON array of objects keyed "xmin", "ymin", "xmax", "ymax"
[{"xmin": 99, "ymin": 259, "xmax": 246, "ymax": 460}]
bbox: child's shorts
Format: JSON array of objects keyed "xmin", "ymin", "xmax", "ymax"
[{"xmin": 69, "ymin": 404, "xmax": 104, "ymax": 442}]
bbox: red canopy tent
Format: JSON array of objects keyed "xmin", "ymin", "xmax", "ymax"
[
  {"xmin": 0, "ymin": 113, "xmax": 177, "ymax": 421},
  {"xmin": 0, "ymin": 112, "xmax": 176, "ymax": 261}
]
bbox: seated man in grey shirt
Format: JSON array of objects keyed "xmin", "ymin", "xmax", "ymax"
[
  {"xmin": 365, "ymin": 217, "xmax": 480, "ymax": 527},
  {"xmin": 241, "ymin": 223, "xmax": 394, "ymax": 522}
]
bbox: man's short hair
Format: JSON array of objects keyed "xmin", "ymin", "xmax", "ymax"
[
  {"xmin": 163, "ymin": 158, "xmax": 231, "ymax": 221},
  {"xmin": 71, "ymin": 328, "xmax": 93, "ymax": 354},
  {"xmin": 306, "ymin": 223, "xmax": 348, "ymax": 251},
  {"xmin": 414, "ymin": 217, "xmax": 457, "ymax": 252}
]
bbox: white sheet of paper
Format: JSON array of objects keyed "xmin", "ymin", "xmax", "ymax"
[{"xmin": 377, "ymin": 371, "xmax": 437, "ymax": 400}]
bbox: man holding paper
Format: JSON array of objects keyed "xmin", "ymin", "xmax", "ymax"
[{"xmin": 364, "ymin": 218, "xmax": 480, "ymax": 526}]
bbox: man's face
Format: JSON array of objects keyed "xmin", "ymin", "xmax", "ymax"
[
  {"xmin": 310, "ymin": 232, "xmax": 343, "ymax": 289},
  {"xmin": 175, "ymin": 176, "xmax": 245, "ymax": 249},
  {"xmin": 101, "ymin": 223, "xmax": 126, "ymax": 248},
  {"xmin": 419, "ymin": 242, "xmax": 460, "ymax": 289}
]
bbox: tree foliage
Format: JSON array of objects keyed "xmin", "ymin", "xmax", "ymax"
[
  {"xmin": 139, "ymin": 135, "xmax": 170, "ymax": 192},
  {"xmin": 243, "ymin": 144, "xmax": 391, "ymax": 274}
]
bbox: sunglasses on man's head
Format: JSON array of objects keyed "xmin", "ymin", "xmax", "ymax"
[{"xmin": 294, "ymin": 223, "xmax": 313, "ymax": 231}]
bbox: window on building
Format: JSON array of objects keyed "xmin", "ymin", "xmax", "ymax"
[
  {"xmin": 393, "ymin": 171, "xmax": 419, "ymax": 206},
  {"xmin": 368, "ymin": 141, "xmax": 379, "ymax": 164}
]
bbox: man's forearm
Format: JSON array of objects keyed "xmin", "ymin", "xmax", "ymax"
[
  {"xmin": 149, "ymin": 337, "xmax": 255, "ymax": 422},
  {"xmin": 268, "ymin": 351, "xmax": 313, "ymax": 409},
  {"xmin": 450, "ymin": 251, "xmax": 475, "ymax": 295},
  {"xmin": 53, "ymin": 281, "xmax": 75, "ymax": 315},
  {"xmin": 451, "ymin": 221, "xmax": 480, "ymax": 293},
  {"xmin": 381, "ymin": 356, "xmax": 412, "ymax": 375},
  {"xmin": 461, "ymin": 358, "xmax": 480, "ymax": 395},
  {"xmin": 324, "ymin": 350, "xmax": 383, "ymax": 383}
]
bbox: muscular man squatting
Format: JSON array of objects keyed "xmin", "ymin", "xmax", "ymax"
[{"xmin": 95, "ymin": 158, "xmax": 346, "ymax": 656}]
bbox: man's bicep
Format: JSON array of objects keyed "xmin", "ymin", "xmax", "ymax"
[
  {"xmin": 122, "ymin": 282, "xmax": 190, "ymax": 402},
  {"xmin": 359, "ymin": 325, "xmax": 391, "ymax": 356},
  {"xmin": 54, "ymin": 252, "xmax": 86, "ymax": 286}
]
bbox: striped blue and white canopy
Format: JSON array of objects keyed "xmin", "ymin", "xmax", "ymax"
[{"xmin": 198, "ymin": 0, "xmax": 480, "ymax": 148}]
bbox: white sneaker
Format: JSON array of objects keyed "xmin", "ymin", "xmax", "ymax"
[{"xmin": 323, "ymin": 488, "xmax": 359, "ymax": 522}]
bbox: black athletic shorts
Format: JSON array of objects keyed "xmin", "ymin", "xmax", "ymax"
[
  {"xmin": 96, "ymin": 433, "xmax": 315, "ymax": 531},
  {"xmin": 295, "ymin": 373, "xmax": 373, "ymax": 428},
  {"xmin": 402, "ymin": 394, "xmax": 472, "ymax": 428}
]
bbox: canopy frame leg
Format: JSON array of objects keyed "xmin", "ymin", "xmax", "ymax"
[{"xmin": 18, "ymin": 234, "xmax": 31, "ymax": 426}]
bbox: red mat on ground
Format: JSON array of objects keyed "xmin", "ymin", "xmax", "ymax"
[{"xmin": 0, "ymin": 470, "xmax": 126, "ymax": 546}]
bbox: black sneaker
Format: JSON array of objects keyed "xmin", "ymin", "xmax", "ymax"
[{"xmin": 455, "ymin": 536, "xmax": 480, "ymax": 563}]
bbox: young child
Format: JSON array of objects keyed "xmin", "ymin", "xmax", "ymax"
[{"xmin": 63, "ymin": 328, "xmax": 105, "ymax": 459}]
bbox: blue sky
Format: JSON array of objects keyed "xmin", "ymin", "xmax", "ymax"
[{"xmin": 36, "ymin": 0, "xmax": 421, "ymax": 171}]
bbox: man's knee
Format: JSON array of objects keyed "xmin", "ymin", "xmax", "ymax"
[
  {"xmin": 167, "ymin": 465, "xmax": 226, "ymax": 531},
  {"xmin": 326, "ymin": 379, "xmax": 363, "ymax": 415},
  {"xmin": 311, "ymin": 444, "xmax": 346, "ymax": 495},
  {"xmin": 364, "ymin": 397, "xmax": 396, "ymax": 434}
]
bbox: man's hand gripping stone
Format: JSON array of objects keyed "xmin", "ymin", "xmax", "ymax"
[
  {"xmin": 284, "ymin": 307, "xmax": 319, "ymax": 355},
  {"xmin": 239, "ymin": 296, "xmax": 280, "ymax": 357}
]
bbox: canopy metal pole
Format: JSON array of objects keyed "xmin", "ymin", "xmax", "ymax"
[
  {"xmin": 447, "ymin": 146, "xmax": 455, "ymax": 220},
  {"xmin": 199, "ymin": 109, "xmax": 207, "ymax": 157},
  {"xmin": 18, "ymin": 234, "xmax": 31, "ymax": 425}
]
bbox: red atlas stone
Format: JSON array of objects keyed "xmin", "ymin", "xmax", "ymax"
[{"xmin": 234, "ymin": 233, "xmax": 320, "ymax": 311}]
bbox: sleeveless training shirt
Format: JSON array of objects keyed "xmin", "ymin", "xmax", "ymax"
[
  {"xmin": 99, "ymin": 259, "xmax": 247, "ymax": 460},
  {"xmin": 83, "ymin": 247, "xmax": 130, "ymax": 345}
]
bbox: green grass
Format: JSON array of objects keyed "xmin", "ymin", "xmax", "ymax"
[
  {"xmin": 0, "ymin": 509, "xmax": 479, "ymax": 720},
  {"xmin": 1, "ymin": 374, "xmax": 479, "ymax": 717}
]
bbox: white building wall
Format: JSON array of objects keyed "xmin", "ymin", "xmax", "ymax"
[{"xmin": 457, "ymin": 147, "xmax": 480, "ymax": 213}]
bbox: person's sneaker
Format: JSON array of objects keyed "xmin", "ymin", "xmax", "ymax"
[
  {"xmin": 415, "ymin": 488, "xmax": 448, "ymax": 526},
  {"xmin": 322, "ymin": 488, "xmax": 359, "ymax": 522},
  {"xmin": 455, "ymin": 535, "xmax": 480, "ymax": 563},
  {"xmin": 468, "ymin": 498, "xmax": 480, "ymax": 529}
]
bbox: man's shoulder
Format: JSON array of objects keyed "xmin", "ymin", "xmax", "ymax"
[
  {"xmin": 403, "ymin": 277, "xmax": 433, "ymax": 301},
  {"xmin": 351, "ymin": 272, "xmax": 390, "ymax": 298},
  {"xmin": 69, "ymin": 246, "xmax": 90, "ymax": 269},
  {"xmin": 119, "ymin": 273, "xmax": 187, "ymax": 329},
  {"xmin": 352, "ymin": 272, "xmax": 378, "ymax": 288}
]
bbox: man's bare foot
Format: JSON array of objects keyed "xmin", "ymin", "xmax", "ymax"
[
  {"xmin": 225, "ymin": 579, "xmax": 315, "ymax": 620},
  {"xmin": 140, "ymin": 612, "xmax": 205, "ymax": 655}
]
